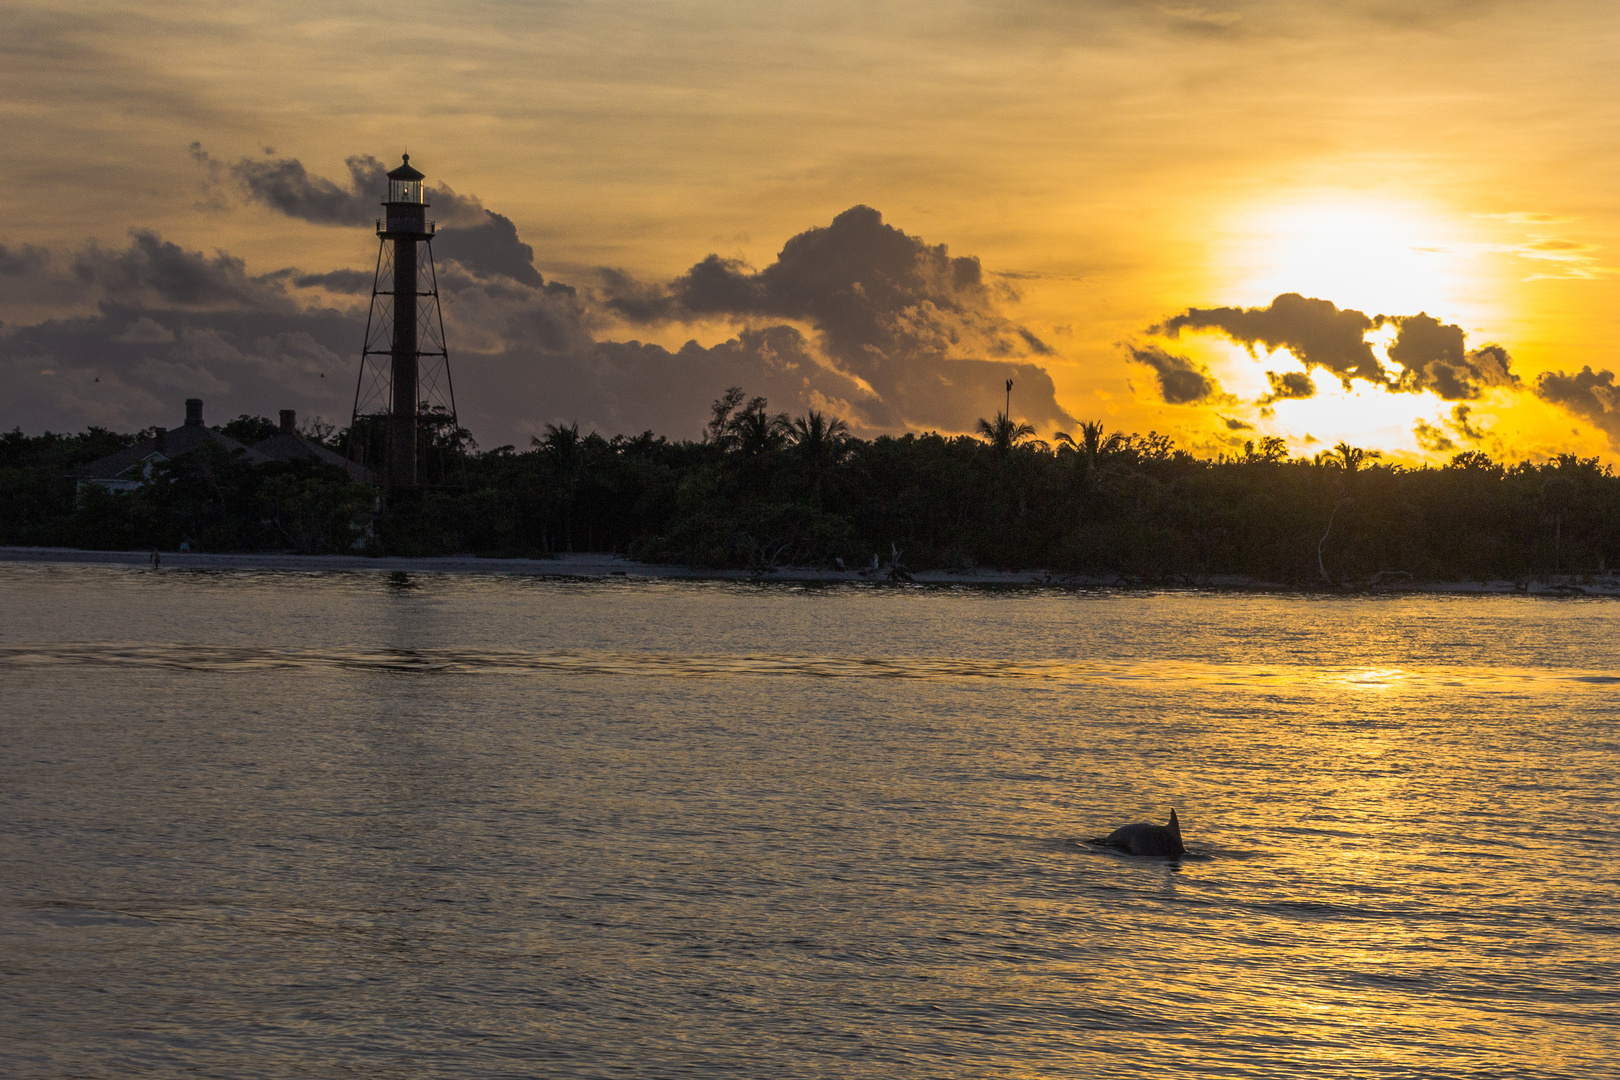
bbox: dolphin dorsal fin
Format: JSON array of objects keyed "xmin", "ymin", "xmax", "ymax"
[{"xmin": 1168, "ymin": 809, "xmax": 1181, "ymax": 835}]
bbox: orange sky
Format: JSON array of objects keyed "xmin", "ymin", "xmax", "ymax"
[{"xmin": 4, "ymin": 0, "xmax": 1619, "ymax": 460}]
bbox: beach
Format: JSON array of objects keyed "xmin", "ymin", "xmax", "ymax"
[{"xmin": 3, "ymin": 545, "xmax": 1617, "ymax": 595}]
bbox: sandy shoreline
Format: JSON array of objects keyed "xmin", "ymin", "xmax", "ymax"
[
  {"xmin": 0, "ymin": 545, "xmax": 1112, "ymax": 586},
  {"xmin": 4, "ymin": 545, "xmax": 1619, "ymax": 596}
]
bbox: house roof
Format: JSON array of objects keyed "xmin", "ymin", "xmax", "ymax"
[
  {"xmin": 252, "ymin": 431, "xmax": 376, "ymax": 483},
  {"xmin": 79, "ymin": 424, "xmax": 270, "ymax": 482}
]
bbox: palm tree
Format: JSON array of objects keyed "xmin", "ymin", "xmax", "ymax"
[
  {"xmin": 730, "ymin": 402, "xmax": 791, "ymax": 455},
  {"xmin": 1315, "ymin": 442, "xmax": 1380, "ymax": 582},
  {"xmin": 1054, "ymin": 419, "xmax": 1105, "ymax": 491},
  {"xmin": 1330, "ymin": 441, "xmax": 1380, "ymax": 473},
  {"xmin": 790, "ymin": 409, "xmax": 850, "ymax": 505},
  {"xmin": 790, "ymin": 409, "xmax": 850, "ymax": 459},
  {"xmin": 977, "ymin": 379, "xmax": 1036, "ymax": 455},
  {"xmin": 535, "ymin": 422, "xmax": 583, "ymax": 551},
  {"xmin": 976, "ymin": 412, "xmax": 1037, "ymax": 454}
]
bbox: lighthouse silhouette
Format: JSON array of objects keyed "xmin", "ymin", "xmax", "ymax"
[{"xmin": 350, "ymin": 154, "xmax": 461, "ymax": 490}]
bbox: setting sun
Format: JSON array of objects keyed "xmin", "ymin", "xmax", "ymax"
[{"xmin": 1230, "ymin": 201, "xmax": 1477, "ymax": 322}]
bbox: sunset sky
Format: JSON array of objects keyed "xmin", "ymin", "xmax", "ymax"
[{"xmin": 4, "ymin": 0, "xmax": 1620, "ymax": 462}]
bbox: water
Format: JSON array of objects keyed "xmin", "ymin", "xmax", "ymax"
[{"xmin": 2, "ymin": 563, "xmax": 1617, "ymax": 1078}]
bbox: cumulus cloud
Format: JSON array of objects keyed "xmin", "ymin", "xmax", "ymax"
[
  {"xmin": 292, "ymin": 269, "xmax": 373, "ymax": 294},
  {"xmin": 1449, "ymin": 403, "xmax": 1485, "ymax": 441},
  {"xmin": 0, "ymin": 232, "xmax": 361, "ymax": 434},
  {"xmin": 1126, "ymin": 343, "xmax": 1226, "ymax": 404},
  {"xmin": 598, "ymin": 267, "xmax": 679, "ymax": 322},
  {"xmin": 216, "ymin": 149, "xmax": 549, "ymax": 288},
  {"xmin": 601, "ymin": 204, "xmax": 1072, "ymax": 433},
  {"xmin": 1258, "ymin": 369, "xmax": 1315, "ymax": 404},
  {"xmin": 1534, "ymin": 366, "xmax": 1620, "ymax": 442},
  {"xmin": 1155, "ymin": 293, "xmax": 1383, "ymax": 386},
  {"xmin": 1154, "ymin": 293, "xmax": 1520, "ymax": 402},
  {"xmin": 1, "ymin": 183, "xmax": 1071, "ymax": 445},
  {"xmin": 1384, "ymin": 312, "xmax": 1519, "ymax": 400},
  {"xmin": 195, "ymin": 145, "xmax": 488, "ymax": 227},
  {"xmin": 0, "ymin": 243, "xmax": 50, "ymax": 276},
  {"xmin": 229, "ymin": 153, "xmax": 387, "ymax": 227},
  {"xmin": 431, "ymin": 211, "xmax": 546, "ymax": 287},
  {"xmin": 1413, "ymin": 419, "xmax": 1455, "ymax": 453},
  {"xmin": 71, "ymin": 231, "xmax": 283, "ymax": 311}
]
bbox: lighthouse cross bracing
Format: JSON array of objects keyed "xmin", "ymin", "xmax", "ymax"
[
  {"xmin": 348, "ymin": 154, "xmax": 464, "ymax": 490},
  {"xmin": 352, "ymin": 244, "xmax": 455, "ymax": 428}
]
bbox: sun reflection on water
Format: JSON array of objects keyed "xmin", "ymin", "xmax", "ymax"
[{"xmin": 5, "ymin": 572, "xmax": 1618, "ymax": 1079}]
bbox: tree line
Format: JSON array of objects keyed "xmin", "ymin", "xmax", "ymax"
[{"xmin": 4, "ymin": 388, "xmax": 1620, "ymax": 585}]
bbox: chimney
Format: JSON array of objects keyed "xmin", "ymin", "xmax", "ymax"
[
  {"xmin": 280, "ymin": 409, "xmax": 297, "ymax": 434},
  {"xmin": 153, "ymin": 427, "xmax": 167, "ymax": 453},
  {"xmin": 185, "ymin": 398, "xmax": 204, "ymax": 427}
]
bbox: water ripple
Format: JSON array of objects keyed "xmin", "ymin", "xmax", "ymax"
[{"xmin": 3, "ymin": 642, "xmax": 1618, "ymax": 693}]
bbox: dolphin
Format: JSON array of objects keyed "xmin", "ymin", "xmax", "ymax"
[{"xmin": 1090, "ymin": 809, "xmax": 1186, "ymax": 857}]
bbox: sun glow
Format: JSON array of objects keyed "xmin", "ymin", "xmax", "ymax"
[
  {"xmin": 1230, "ymin": 200, "xmax": 1479, "ymax": 320},
  {"xmin": 1196, "ymin": 336, "xmax": 1516, "ymax": 464},
  {"xmin": 1174, "ymin": 198, "xmax": 1534, "ymax": 459},
  {"xmin": 1250, "ymin": 365, "xmax": 1434, "ymax": 457}
]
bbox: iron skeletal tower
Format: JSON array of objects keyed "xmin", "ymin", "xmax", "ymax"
[{"xmin": 350, "ymin": 154, "xmax": 461, "ymax": 489}]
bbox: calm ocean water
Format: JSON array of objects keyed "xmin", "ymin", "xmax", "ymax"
[{"xmin": 2, "ymin": 563, "xmax": 1617, "ymax": 1078}]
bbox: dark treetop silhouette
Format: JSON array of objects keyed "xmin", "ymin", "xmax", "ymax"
[{"xmin": 4, "ymin": 385, "xmax": 1620, "ymax": 583}]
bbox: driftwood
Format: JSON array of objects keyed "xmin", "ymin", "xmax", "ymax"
[{"xmin": 1318, "ymin": 497, "xmax": 1351, "ymax": 583}]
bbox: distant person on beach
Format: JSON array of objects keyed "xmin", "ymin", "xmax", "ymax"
[{"xmin": 150, "ymin": 550, "xmax": 161, "ymax": 568}]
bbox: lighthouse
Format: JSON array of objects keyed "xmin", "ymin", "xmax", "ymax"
[{"xmin": 350, "ymin": 154, "xmax": 461, "ymax": 490}]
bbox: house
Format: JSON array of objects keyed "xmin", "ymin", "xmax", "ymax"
[
  {"xmin": 78, "ymin": 399, "xmax": 271, "ymax": 493},
  {"xmin": 252, "ymin": 410, "xmax": 375, "ymax": 483}
]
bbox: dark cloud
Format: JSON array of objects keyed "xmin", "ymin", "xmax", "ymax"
[
  {"xmin": 1450, "ymin": 403, "xmax": 1485, "ymax": 441},
  {"xmin": 1222, "ymin": 415, "xmax": 1253, "ymax": 430},
  {"xmin": 229, "ymin": 154, "xmax": 385, "ymax": 226},
  {"xmin": 1384, "ymin": 313, "xmax": 1519, "ymax": 400},
  {"xmin": 214, "ymin": 149, "xmax": 486, "ymax": 227},
  {"xmin": 1127, "ymin": 344, "xmax": 1226, "ymax": 405},
  {"xmin": 71, "ymin": 231, "xmax": 282, "ymax": 311},
  {"xmin": 1413, "ymin": 419, "xmax": 1455, "ymax": 453},
  {"xmin": 610, "ymin": 205, "xmax": 1073, "ymax": 432},
  {"xmin": 292, "ymin": 269, "xmax": 373, "ymax": 294},
  {"xmin": 0, "ymin": 243, "xmax": 50, "ymax": 275},
  {"xmin": 1258, "ymin": 370, "xmax": 1315, "ymax": 404},
  {"xmin": 1534, "ymin": 366, "xmax": 1620, "ymax": 443},
  {"xmin": 432, "ymin": 211, "xmax": 544, "ymax": 287},
  {"xmin": 292, "ymin": 214, "xmax": 562, "ymax": 296},
  {"xmin": 1016, "ymin": 327, "xmax": 1056, "ymax": 355},
  {"xmin": 1155, "ymin": 293, "xmax": 1383, "ymax": 386},
  {"xmin": 599, "ymin": 268, "xmax": 679, "ymax": 322},
  {"xmin": 1, "ymin": 201, "xmax": 1073, "ymax": 446},
  {"xmin": 673, "ymin": 254, "xmax": 767, "ymax": 314},
  {"xmin": 196, "ymin": 161, "xmax": 1022, "ymax": 437},
  {"xmin": 569, "ymin": 326, "xmax": 866, "ymax": 438},
  {"xmin": 1155, "ymin": 294, "xmax": 1522, "ymax": 402}
]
